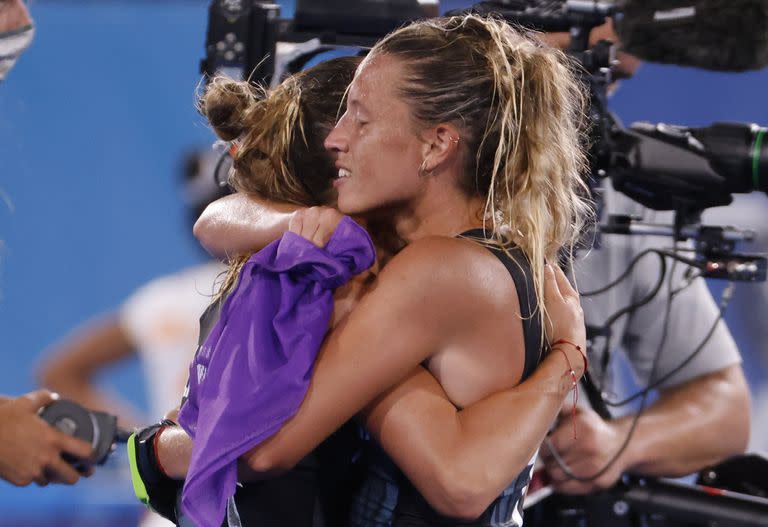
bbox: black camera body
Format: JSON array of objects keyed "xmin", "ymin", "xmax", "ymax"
[
  {"xmin": 39, "ymin": 399, "xmax": 124, "ymax": 468},
  {"xmin": 201, "ymin": 1, "xmax": 281, "ymax": 84}
]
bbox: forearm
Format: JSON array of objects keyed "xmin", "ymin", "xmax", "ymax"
[
  {"xmin": 620, "ymin": 364, "xmax": 750, "ymax": 477},
  {"xmin": 193, "ymin": 193, "xmax": 300, "ymax": 258},
  {"xmin": 368, "ymin": 353, "xmax": 576, "ymax": 518},
  {"xmin": 37, "ymin": 318, "xmax": 143, "ymax": 427},
  {"xmin": 155, "ymin": 427, "xmax": 194, "ymax": 480}
]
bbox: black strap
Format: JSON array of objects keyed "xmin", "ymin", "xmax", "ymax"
[{"xmin": 460, "ymin": 229, "xmax": 543, "ymax": 380}]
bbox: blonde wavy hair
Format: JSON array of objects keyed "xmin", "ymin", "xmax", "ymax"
[
  {"xmin": 199, "ymin": 56, "xmax": 362, "ymax": 298},
  {"xmin": 369, "ymin": 15, "xmax": 594, "ymax": 335}
]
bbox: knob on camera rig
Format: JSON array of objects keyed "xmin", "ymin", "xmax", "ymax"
[{"xmin": 38, "ymin": 399, "xmax": 130, "ymax": 469}]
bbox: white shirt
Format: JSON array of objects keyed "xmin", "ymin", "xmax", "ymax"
[{"xmin": 119, "ymin": 261, "xmax": 226, "ymax": 420}]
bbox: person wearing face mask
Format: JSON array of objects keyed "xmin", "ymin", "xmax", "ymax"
[
  {"xmin": 0, "ymin": 0, "xmax": 34, "ymax": 83},
  {"xmin": 0, "ymin": 0, "xmax": 95, "ymax": 488}
]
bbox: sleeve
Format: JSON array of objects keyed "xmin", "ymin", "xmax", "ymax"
[
  {"xmin": 118, "ymin": 280, "xmax": 160, "ymax": 343},
  {"xmin": 621, "ymin": 222, "xmax": 741, "ymax": 390}
]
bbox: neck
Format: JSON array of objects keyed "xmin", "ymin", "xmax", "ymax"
[{"xmin": 391, "ymin": 180, "xmax": 486, "ymax": 244}]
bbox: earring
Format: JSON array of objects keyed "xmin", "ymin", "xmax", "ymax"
[
  {"xmin": 450, "ymin": 136, "xmax": 460, "ymax": 144},
  {"xmin": 418, "ymin": 159, "xmax": 431, "ymax": 178}
]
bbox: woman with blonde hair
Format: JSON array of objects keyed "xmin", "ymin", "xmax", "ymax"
[{"xmin": 153, "ymin": 14, "xmax": 592, "ymax": 527}]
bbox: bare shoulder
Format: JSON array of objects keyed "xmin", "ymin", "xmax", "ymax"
[{"xmin": 377, "ymin": 236, "xmax": 520, "ymax": 317}]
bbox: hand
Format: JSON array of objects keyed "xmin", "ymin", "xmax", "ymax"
[
  {"xmin": 0, "ymin": 390, "xmax": 94, "ymax": 487},
  {"xmin": 288, "ymin": 206, "xmax": 344, "ymax": 247},
  {"xmin": 543, "ymin": 264, "xmax": 586, "ymax": 376},
  {"xmin": 540, "ymin": 405, "xmax": 631, "ymax": 494}
]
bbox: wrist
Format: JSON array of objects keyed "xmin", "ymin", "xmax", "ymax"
[
  {"xmin": 607, "ymin": 416, "xmax": 639, "ymax": 473},
  {"xmin": 537, "ymin": 352, "xmax": 581, "ymax": 399},
  {"xmin": 551, "ymin": 338, "xmax": 587, "ymax": 377}
]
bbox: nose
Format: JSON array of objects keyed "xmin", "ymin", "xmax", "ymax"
[{"xmin": 324, "ymin": 115, "xmax": 349, "ymax": 154}]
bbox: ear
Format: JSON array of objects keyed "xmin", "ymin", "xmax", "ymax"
[{"xmin": 420, "ymin": 123, "xmax": 462, "ymax": 173}]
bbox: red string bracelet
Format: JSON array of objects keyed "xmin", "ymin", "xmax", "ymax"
[
  {"xmin": 553, "ymin": 338, "xmax": 588, "ymax": 374},
  {"xmin": 552, "ymin": 346, "xmax": 579, "ymax": 440}
]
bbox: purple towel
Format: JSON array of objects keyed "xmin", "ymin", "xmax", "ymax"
[{"xmin": 178, "ymin": 216, "xmax": 375, "ymax": 527}]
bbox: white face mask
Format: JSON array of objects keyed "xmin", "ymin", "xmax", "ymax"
[{"xmin": 0, "ymin": 24, "xmax": 34, "ymax": 82}]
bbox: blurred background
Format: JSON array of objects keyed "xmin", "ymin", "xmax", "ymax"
[{"xmin": 0, "ymin": 0, "xmax": 766, "ymax": 525}]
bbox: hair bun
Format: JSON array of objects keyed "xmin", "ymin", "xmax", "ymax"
[{"xmin": 200, "ymin": 77, "xmax": 262, "ymax": 141}]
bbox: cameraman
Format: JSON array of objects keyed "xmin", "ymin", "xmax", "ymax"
[
  {"xmin": 0, "ymin": 390, "xmax": 93, "ymax": 486},
  {"xmin": 1, "ymin": 0, "xmax": 94, "ymax": 488},
  {"xmin": 536, "ymin": 20, "xmax": 750, "ymax": 496}
]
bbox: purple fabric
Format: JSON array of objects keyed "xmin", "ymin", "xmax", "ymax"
[{"xmin": 177, "ymin": 216, "xmax": 375, "ymax": 527}]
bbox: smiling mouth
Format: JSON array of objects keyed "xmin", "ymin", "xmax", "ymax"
[{"xmin": 336, "ymin": 168, "xmax": 352, "ymax": 179}]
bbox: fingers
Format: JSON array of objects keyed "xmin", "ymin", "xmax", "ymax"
[
  {"xmin": 20, "ymin": 389, "xmax": 58, "ymax": 413},
  {"xmin": 543, "ymin": 264, "xmax": 564, "ymax": 304},
  {"xmin": 44, "ymin": 457, "xmax": 82, "ymax": 486},
  {"xmin": 287, "ymin": 207, "xmax": 343, "ymax": 247},
  {"xmin": 288, "ymin": 209, "xmax": 304, "ymax": 235},
  {"xmin": 33, "ymin": 474, "xmax": 49, "ymax": 487},
  {"xmin": 55, "ymin": 431, "xmax": 93, "ymax": 462},
  {"xmin": 553, "ymin": 264, "xmax": 578, "ymax": 298}
]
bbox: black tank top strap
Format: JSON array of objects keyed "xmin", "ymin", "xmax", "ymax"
[{"xmin": 459, "ymin": 229, "xmax": 543, "ymax": 380}]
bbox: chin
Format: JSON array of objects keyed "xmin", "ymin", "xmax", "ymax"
[{"xmin": 336, "ymin": 193, "xmax": 366, "ymax": 216}]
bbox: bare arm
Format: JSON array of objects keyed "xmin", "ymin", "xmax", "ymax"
[
  {"xmin": 238, "ymin": 239, "xmax": 473, "ymax": 474},
  {"xmin": 193, "ymin": 193, "xmax": 300, "ymax": 258},
  {"xmin": 156, "ymin": 351, "xmax": 577, "ymax": 486},
  {"xmin": 156, "ymin": 261, "xmax": 586, "ymax": 498},
  {"xmin": 543, "ymin": 363, "xmax": 750, "ymax": 494},
  {"xmin": 242, "ymin": 255, "xmax": 587, "ymax": 481},
  {"xmin": 365, "ymin": 356, "xmax": 577, "ymax": 519},
  {"xmin": 155, "ymin": 239, "xmax": 450, "ymax": 478},
  {"xmin": 363, "ymin": 264, "xmax": 586, "ymax": 518},
  {"xmin": 37, "ymin": 315, "xmax": 145, "ymax": 428}
]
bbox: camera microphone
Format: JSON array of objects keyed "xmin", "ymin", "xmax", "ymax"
[{"xmin": 616, "ymin": 0, "xmax": 768, "ymax": 72}]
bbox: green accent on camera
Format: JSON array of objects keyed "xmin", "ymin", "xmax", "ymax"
[{"xmin": 752, "ymin": 128, "xmax": 765, "ymax": 189}]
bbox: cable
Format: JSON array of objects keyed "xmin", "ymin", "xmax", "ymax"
[
  {"xmin": 592, "ymin": 249, "xmax": 667, "ymax": 383},
  {"xmin": 604, "ymin": 281, "xmax": 734, "ymax": 407},
  {"xmin": 590, "ymin": 248, "xmax": 706, "ymax": 383},
  {"xmin": 545, "ymin": 243, "xmax": 679, "ymax": 483},
  {"xmin": 546, "ymin": 239, "xmax": 735, "ymax": 483},
  {"xmin": 581, "ymin": 248, "xmax": 662, "ymax": 297}
]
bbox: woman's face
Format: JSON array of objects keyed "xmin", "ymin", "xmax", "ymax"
[{"xmin": 324, "ymin": 55, "xmax": 428, "ymax": 216}]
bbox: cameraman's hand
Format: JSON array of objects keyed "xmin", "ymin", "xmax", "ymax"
[
  {"xmin": 0, "ymin": 390, "xmax": 94, "ymax": 486},
  {"xmin": 288, "ymin": 206, "xmax": 344, "ymax": 248},
  {"xmin": 540, "ymin": 405, "xmax": 631, "ymax": 494}
]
